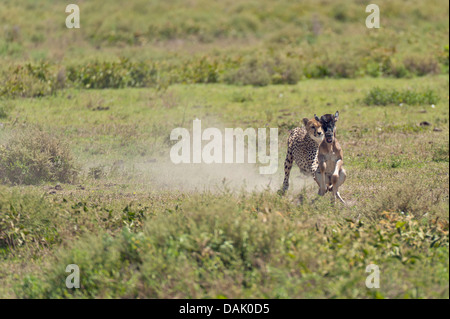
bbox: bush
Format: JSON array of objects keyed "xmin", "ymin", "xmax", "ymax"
[
  {"xmin": 0, "ymin": 127, "xmax": 78, "ymax": 185},
  {"xmin": 363, "ymin": 87, "xmax": 440, "ymax": 106},
  {"xmin": 17, "ymin": 230, "xmax": 142, "ymax": 298},
  {"xmin": 222, "ymin": 55, "xmax": 301, "ymax": 86},
  {"xmin": 403, "ymin": 56, "xmax": 440, "ymax": 76},
  {"xmin": 14, "ymin": 192, "xmax": 449, "ymax": 298},
  {"xmin": 439, "ymin": 45, "xmax": 449, "ymax": 73},
  {"xmin": 223, "ymin": 57, "xmax": 271, "ymax": 86},
  {"xmin": 66, "ymin": 58, "xmax": 159, "ymax": 89},
  {"xmin": 15, "ymin": 195, "xmax": 303, "ymax": 298},
  {"xmin": 304, "ymin": 58, "xmax": 359, "ymax": 79},
  {"xmin": 387, "ymin": 62, "xmax": 411, "ymax": 78},
  {"xmin": 0, "ymin": 52, "xmax": 445, "ymax": 97},
  {"xmin": 178, "ymin": 56, "xmax": 222, "ymax": 84},
  {"xmin": 325, "ymin": 59, "xmax": 359, "ymax": 78},
  {"xmin": 0, "ymin": 63, "xmax": 59, "ymax": 98},
  {"xmin": 0, "ymin": 188, "xmax": 59, "ymax": 250}
]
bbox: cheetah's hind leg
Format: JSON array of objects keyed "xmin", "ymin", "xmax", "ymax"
[{"xmin": 279, "ymin": 148, "xmax": 294, "ymax": 195}]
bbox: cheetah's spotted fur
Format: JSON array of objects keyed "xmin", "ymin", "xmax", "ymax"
[{"xmin": 281, "ymin": 117, "xmax": 324, "ymax": 193}]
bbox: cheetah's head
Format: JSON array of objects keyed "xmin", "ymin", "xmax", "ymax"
[{"xmin": 302, "ymin": 117, "xmax": 324, "ymax": 144}]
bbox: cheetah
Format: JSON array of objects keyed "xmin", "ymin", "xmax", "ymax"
[{"xmin": 281, "ymin": 116, "xmax": 324, "ymax": 194}]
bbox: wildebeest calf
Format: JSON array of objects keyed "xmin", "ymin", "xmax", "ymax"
[{"xmin": 314, "ymin": 111, "xmax": 346, "ymax": 203}]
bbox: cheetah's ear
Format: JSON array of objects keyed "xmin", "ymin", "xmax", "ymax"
[
  {"xmin": 302, "ymin": 118, "xmax": 309, "ymax": 126},
  {"xmin": 334, "ymin": 111, "xmax": 339, "ymax": 122},
  {"xmin": 314, "ymin": 114, "xmax": 320, "ymax": 122}
]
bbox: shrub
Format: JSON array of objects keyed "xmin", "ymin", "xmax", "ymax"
[
  {"xmin": 371, "ymin": 180, "xmax": 448, "ymax": 218},
  {"xmin": 14, "ymin": 192, "xmax": 449, "ymax": 298},
  {"xmin": 304, "ymin": 58, "xmax": 359, "ymax": 79},
  {"xmin": 0, "ymin": 127, "xmax": 78, "ymax": 185},
  {"xmin": 0, "ymin": 63, "xmax": 59, "ymax": 98},
  {"xmin": 19, "ymin": 230, "xmax": 142, "ymax": 298},
  {"xmin": 230, "ymin": 12, "xmax": 261, "ymax": 34},
  {"xmin": 403, "ymin": 56, "xmax": 440, "ymax": 76},
  {"xmin": 326, "ymin": 59, "xmax": 359, "ymax": 78},
  {"xmin": 0, "ymin": 188, "xmax": 60, "ymax": 250},
  {"xmin": 66, "ymin": 58, "xmax": 159, "ymax": 89},
  {"xmin": 365, "ymin": 62, "xmax": 383, "ymax": 78},
  {"xmin": 222, "ymin": 55, "xmax": 301, "ymax": 86},
  {"xmin": 388, "ymin": 62, "xmax": 411, "ymax": 78},
  {"xmin": 363, "ymin": 87, "xmax": 440, "ymax": 106},
  {"xmin": 223, "ymin": 57, "xmax": 272, "ymax": 86},
  {"xmin": 270, "ymin": 57, "xmax": 302, "ymax": 84},
  {"xmin": 303, "ymin": 63, "xmax": 331, "ymax": 78},
  {"xmin": 439, "ymin": 45, "xmax": 449, "ymax": 73},
  {"xmin": 0, "ymin": 52, "xmax": 445, "ymax": 97},
  {"xmin": 179, "ymin": 56, "xmax": 221, "ymax": 84},
  {"xmin": 15, "ymin": 195, "xmax": 300, "ymax": 298}
]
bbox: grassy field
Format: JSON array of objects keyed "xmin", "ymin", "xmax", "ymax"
[{"xmin": 0, "ymin": 0, "xmax": 448, "ymax": 299}]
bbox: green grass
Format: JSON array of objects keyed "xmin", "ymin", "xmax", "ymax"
[
  {"xmin": 0, "ymin": 0, "xmax": 449, "ymax": 299},
  {"xmin": 0, "ymin": 75, "xmax": 448, "ymax": 299},
  {"xmin": 12, "ymin": 193, "xmax": 449, "ymax": 299},
  {"xmin": 0, "ymin": 0, "xmax": 449, "ymax": 97},
  {"xmin": 363, "ymin": 87, "xmax": 440, "ymax": 106},
  {"xmin": 1, "ymin": 0, "xmax": 448, "ymax": 62}
]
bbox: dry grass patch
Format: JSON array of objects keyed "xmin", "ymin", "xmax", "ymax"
[{"xmin": 0, "ymin": 126, "xmax": 78, "ymax": 185}]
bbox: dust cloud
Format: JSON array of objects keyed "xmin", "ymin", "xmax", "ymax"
[
  {"xmin": 110, "ymin": 119, "xmax": 316, "ymax": 194},
  {"xmin": 134, "ymin": 157, "xmax": 315, "ymax": 194}
]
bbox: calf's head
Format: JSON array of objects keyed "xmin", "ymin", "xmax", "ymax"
[{"xmin": 315, "ymin": 111, "xmax": 339, "ymax": 144}]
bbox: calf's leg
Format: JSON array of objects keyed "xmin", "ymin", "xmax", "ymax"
[{"xmin": 331, "ymin": 160, "xmax": 346, "ymax": 203}]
